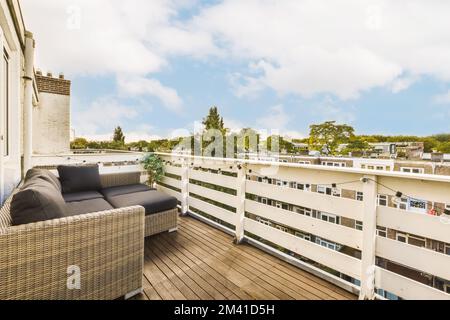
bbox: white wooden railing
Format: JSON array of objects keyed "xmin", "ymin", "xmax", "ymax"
[
  {"xmin": 156, "ymin": 152, "xmax": 450, "ymax": 300},
  {"xmin": 30, "ymin": 151, "xmax": 450, "ymax": 300}
]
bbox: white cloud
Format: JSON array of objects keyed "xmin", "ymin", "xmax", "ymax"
[
  {"xmin": 311, "ymin": 97, "xmax": 356, "ymax": 124},
  {"xmin": 192, "ymin": 0, "xmax": 450, "ymax": 99},
  {"xmin": 433, "ymin": 90, "xmax": 450, "ymax": 105},
  {"xmin": 256, "ymin": 105, "xmax": 289, "ymax": 130},
  {"xmin": 390, "ymin": 76, "xmax": 418, "ymax": 94},
  {"xmin": 72, "ymin": 96, "xmax": 138, "ymax": 136},
  {"xmin": 21, "ymin": 0, "xmax": 216, "ymax": 112},
  {"xmin": 117, "ymin": 76, "xmax": 183, "ymax": 112}
]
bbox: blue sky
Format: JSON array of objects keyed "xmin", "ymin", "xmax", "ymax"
[{"xmin": 22, "ymin": 0, "xmax": 450, "ymax": 141}]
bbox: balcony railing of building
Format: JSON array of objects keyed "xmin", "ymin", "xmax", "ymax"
[{"xmin": 31, "ymin": 151, "xmax": 450, "ymax": 300}]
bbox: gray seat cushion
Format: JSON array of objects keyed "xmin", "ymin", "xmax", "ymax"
[
  {"xmin": 63, "ymin": 191, "xmax": 104, "ymax": 203},
  {"xmin": 101, "ymin": 184, "xmax": 152, "ymax": 198},
  {"xmin": 66, "ymin": 198, "xmax": 114, "ymax": 216},
  {"xmin": 57, "ymin": 165, "xmax": 102, "ymax": 193},
  {"xmin": 106, "ymin": 190, "xmax": 177, "ymax": 215},
  {"xmin": 10, "ymin": 176, "xmax": 67, "ymax": 226}
]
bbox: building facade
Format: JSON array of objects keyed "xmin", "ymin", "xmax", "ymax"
[{"xmin": 0, "ymin": 0, "xmax": 70, "ymax": 204}]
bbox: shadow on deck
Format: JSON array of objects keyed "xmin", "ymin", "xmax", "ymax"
[{"xmin": 133, "ymin": 216, "xmax": 356, "ymax": 300}]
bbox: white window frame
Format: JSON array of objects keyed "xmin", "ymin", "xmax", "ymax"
[
  {"xmin": 444, "ymin": 243, "xmax": 450, "ymax": 256},
  {"xmin": 298, "ymin": 161, "xmax": 311, "ymax": 165},
  {"xmin": 401, "ymin": 167, "xmax": 425, "ymax": 174},
  {"xmin": 318, "ymin": 212, "xmax": 340, "ymax": 224},
  {"xmin": 322, "ymin": 161, "xmax": 346, "ymax": 167},
  {"xmin": 297, "ymin": 183, "xmax": 311, "ymax": 192},
  {"xmin": 408, "ymin": 198, "xmax": 427, "ymax": 214},
  {"xmin": 355, "ymin": 221, "xmax": 363, "ymax": 231},
  {"xmin": 356, "ymin": 192, "xmax": 364, "ymax": 201},
  {"xmin": 295, "ymin": 231, "xmax": 311, "ymax": 241},
  {"xmin": 376, "ymin": 227, "xmax": 387, "ymax": 237},
  {"xmin": 377, "ymin": 194, "xmax": 388, "ymax": 206},
  {"xmin": 1, "ymin": 35, "xmax": 11, "ymax": 159}
]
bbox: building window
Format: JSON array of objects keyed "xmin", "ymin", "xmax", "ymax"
[
  {"xmin": 315, "ymin": 237, "xmax": 341, "ymax": 251},
  {"xmin": 444, "ymin": 244, "xmax": 450, "ymax": 256},
  {"xmin": 318, "ymin": 212, "xmax": 340, "ymax": 224},
  {"xmin": 401, "ymin": 167, "xmax": 424, "ymax": 174},
  {"xmin": 356, "ymin": 192, "xmax": 364, "ymax": 201},
  {"xmin": 295, "ymin": 231, "xmax": 311, "ymax": 241},
  {"xmin": 396, "ymin": 233, "xmax": 426, "ymax": 247},
  {"xmin": 377, "ymin": 195, "xmax": 388, "ymax": 206},
  {"xmin": 297, "ymin": 183, "xmax": 311, "ymax": 192},
  {"xmin": 2, "ymin": 49, "xmax": 9, "ymax": 157},
  {"xmin": 298, "ymin": 161, "xmax": 311, "ymax": 165},
  {"xmin": 355, "ymin": 221, "xmax": 363, "ymax": 231},
  {"xmin": 408, "ymin": 198, "xmax": 427, "ymax": 213},
  {"xmin": 377, "ymin": 226, "xmax": 387, "ymax": 237},
  {"xmin": 322, "ymin": 161, "xmax": 346, "ymax": 167},
  {"xmin": 256, "ymin": 216, "xmax": 272, "ymax": 227}
]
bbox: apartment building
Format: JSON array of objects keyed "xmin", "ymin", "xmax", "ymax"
[{"xmin": 0, "ymin": 0, "xmax": 70, "ymax": 204}]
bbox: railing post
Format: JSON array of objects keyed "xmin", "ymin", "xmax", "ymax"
[
  {"xmin": 359, "ymin": 175, "xmax": 378, "ymax": 300},
  {"xmin": 234, "ymin": 162, "xmax": 246, "ymax": 244},
  {"xmin": 180, "ymin": 157, "xmax": 189, "ymax": 216}
]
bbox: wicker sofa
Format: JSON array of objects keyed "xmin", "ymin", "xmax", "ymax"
[{"xmin": 0, "ymin": 171, "xmax": 178, "ymax": 300}]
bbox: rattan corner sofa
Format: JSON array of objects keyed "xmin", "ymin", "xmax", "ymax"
[{"xmin": 0, "ymin": 170, "xmax": 178, "ymax": 300}]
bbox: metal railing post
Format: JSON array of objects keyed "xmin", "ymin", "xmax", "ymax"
[
  {"xmin": 359, "ymin": 175, "xmax": 378, "ymax": 300},
  {"xmin": 234, "ymin": 162, "xmax": 246, "ymax": 244},
  {"xmin": 180, "ymin": 157, "xmax": 190, "ymax": 216}
]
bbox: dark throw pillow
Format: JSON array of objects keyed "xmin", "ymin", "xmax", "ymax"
[
  {"xmin": 11, "ymin": 177, "xmax": 67, "ymax": 226},
  {"xmin": 25, "ymin": 168, "xmax": 62, "ymax": 192},
  {"xmin": 57, "ymin": 165, "xmax": 102, "ymax": 193}
]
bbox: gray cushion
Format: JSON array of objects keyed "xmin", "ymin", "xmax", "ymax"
[
  {"xmin": 101, "ymin": 184, "xmax": 152, "ymax": 198},
  {"xmin": 66, "ymin": 198, "xmax": 114, "ymax": 216},
  {"xmin": 106, "ymin": 190, "xmax": 177, "ymax": 215},
  {"xmin": 10, "ymin": 177, "xmax": 67, "ymax": 226},
  {"xmin": 57, "ymin": 165, "xmax": 102, "ymax": 193},
  {"xmin": 63, "ymin": 191, "xmax": 104, "ymax": 203},
  {"xmin": 25, "ymin": 168, "xmax": 62, "ymax": 192}
]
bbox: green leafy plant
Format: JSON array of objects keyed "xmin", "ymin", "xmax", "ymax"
[{"xmin": 141, "ymin": 154, "xmax": 164, "ymax": 187}]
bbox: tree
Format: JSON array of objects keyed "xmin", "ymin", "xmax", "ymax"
[
  {"xmin": 71, "ymin": 138, "xmax": 88, "ymax": 150},
  {"xmin": 309, "ymin": 121, "xmax": 355, "ymax": 155},
  {"xmin": 437, "ymin": 142, "xmax": 450, "ymax": 153},
  {"xmin": 113, "ymin": 126, "xmax": 125, "ymax": 145},
  {"xmin": 237, "ymin": 128, "xmax": 260, "ymax": 153},
  {"xmin": 341, "ymin": 137, "xmax": 372, "ymax": 155},
  {"xmin": 202, "ymin": 106, "xmax": 227, "ymax": 135}
]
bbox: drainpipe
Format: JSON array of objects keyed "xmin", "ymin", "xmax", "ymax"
[{"xmin": 23, "ymin": 31, "xmax": 35, "ymax": 174}]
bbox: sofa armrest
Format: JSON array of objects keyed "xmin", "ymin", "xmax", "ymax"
[
  {"xmin": 0, "ymin": 206, "xmax": 145, "ymax": 300},
  {"xmin": 100, "ymin": 171, "xmax": 142, "ymax": 188}
]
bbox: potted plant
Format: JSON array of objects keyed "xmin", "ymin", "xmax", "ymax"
[{"xmin": 141, "ymin": 154, "xmax": 164, "ymax": 188}]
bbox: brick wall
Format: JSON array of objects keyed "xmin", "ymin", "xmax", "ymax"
[{"xmin": 35, "ymin": 73, "xmax": 71, "ymax": 96}]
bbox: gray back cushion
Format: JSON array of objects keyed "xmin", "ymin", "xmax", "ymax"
[
  {"xmin": 57, "ymin": 165, "xmax": 102, "ymax": 193},
  {"xmin": 25, "ymin": 168, "xmax": 62, "ymax": 192},
  {"xmin": 11, "ymin": 175, "xmax": 68, "ymax": 226}
]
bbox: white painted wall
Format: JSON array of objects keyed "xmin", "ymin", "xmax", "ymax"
[{"xmin": 33, "ymin": 92, "xmax": 70, "ymax": 154}]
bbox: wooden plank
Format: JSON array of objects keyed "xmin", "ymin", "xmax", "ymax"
[
  {"xmin": 180, "ymin": 218, "xmax": 347, "ymax": 300},
  {"xmin": 183, "ymin": 216, "xmax": 356, "ymax": 300}
]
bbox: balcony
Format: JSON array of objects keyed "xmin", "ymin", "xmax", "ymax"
[
  {"xmin": 135, "ymin": 215, "xmax": 355, "ymax": 300},
  {"xmin": 27, "ymin": 151, "xmax": 450, "ymax": 300}
]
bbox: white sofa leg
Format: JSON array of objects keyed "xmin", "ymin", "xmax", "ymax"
[
  {"xmin": 124, "ymin": 287, "xmax": 143, "ymax": 300},
  {"xmin": 168, "ymin": 227, "xmax": 178, "ymax": 233}
]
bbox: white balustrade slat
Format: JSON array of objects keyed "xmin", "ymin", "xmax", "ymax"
[
  {"xmin": 246, "ymin": 180, "xmax": 363, "ymax": 221},
  {"xmin": 157, "ymin": 185, "xmax": 182, "ymax": 202},
  {"xmin": 376, "ymin": 236, "xmax": 450, "ymax": 281},
  {"xmin": 189, "ymin": 197, "xmax": 235, "ymax": 225},
  {"xmin": 189, "ymin": 183, "xmax": 237, "ymax": 208},
  {"xmin": 246, "ymin": 200, "xmax": 362, "ymax": 250},
  {"xmin": 190, "ymin": 170, "xmax": 237, "ymax": 190},
  {"xmin": 161, "ymin": 176, "xmax": 182, "ymax": 189},
  {"xmin": 165, "ymin": 165, "xmax": 182, "ymax": 177},
  {"xmin": 244, "ymin": 218, "xmax": 362, "ymax": 280},
  {"xmin": 377, "ymin": 206, "xmax": 450, "ymax": 244},
  {"xmin": 375, "ymin": 267, "xmax": 450, "ymax": 300}
]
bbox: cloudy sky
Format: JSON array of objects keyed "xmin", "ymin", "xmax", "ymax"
[{"xmin": 21, "ymin": 0, "xmax": 450, "ymax": 142}]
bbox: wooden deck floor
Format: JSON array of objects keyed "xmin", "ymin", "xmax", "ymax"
[{"xmin": 132, "ymin": 216, "xmax": 356, "ymax": 300}]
